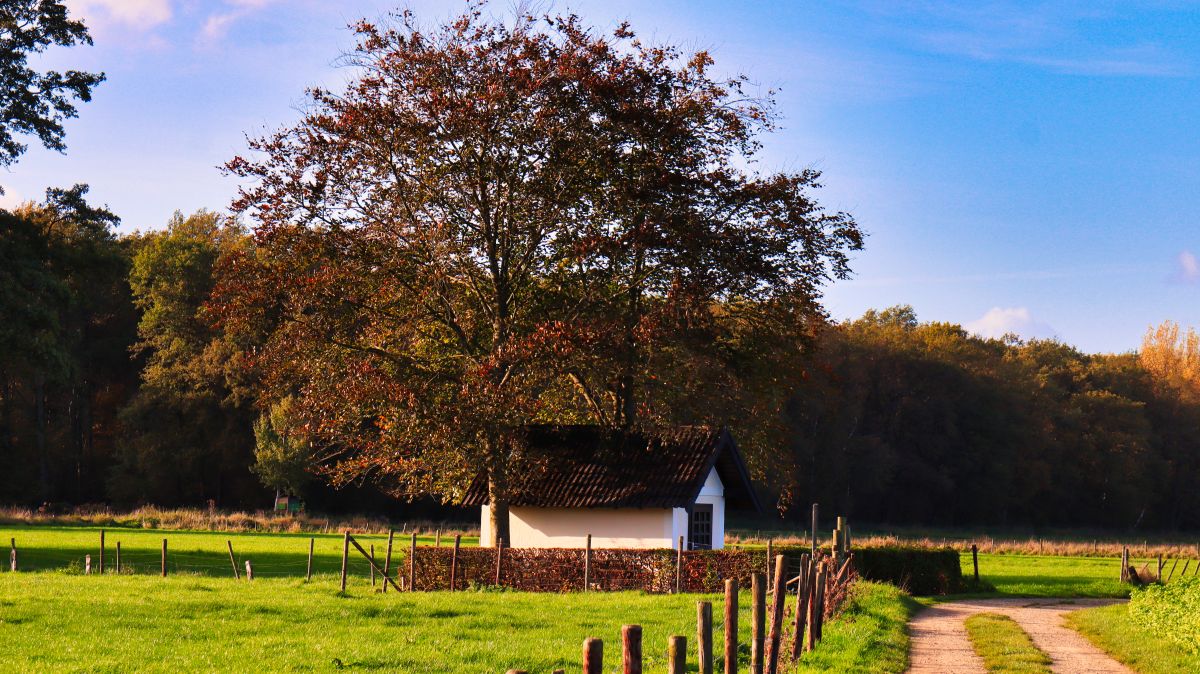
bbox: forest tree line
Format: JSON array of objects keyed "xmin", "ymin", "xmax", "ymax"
[{"xmin": 3, "ymin": 196, "xmax": 1200, "ymax": 530}]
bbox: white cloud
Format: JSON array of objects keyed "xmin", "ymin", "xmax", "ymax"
[
  {"xmin": 66, "ymin": 0, "xmax": 172, "ymax": 31},
  {"xmin": 1171, "ymin": 250, "xmax": 1200, "ymax": 284},
  {"xmin": 198, "ymin": 0, "xmax": 277, "ymax": 45},
  {"xmin": 0, "ymin": 185, "xmax": 25, "ymax": 211},
  {"xmin": 965, "ymin": 307, "xmax": 1056, "ymax": 341}
]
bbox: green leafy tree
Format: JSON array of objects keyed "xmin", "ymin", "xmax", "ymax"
[
  {"xmin": 251, "ymin": 397, "xmax": 313, "ymax": 500},
  {"xmin": 0, "ymin": 0, "xmax": 104, "ymax": 169}
]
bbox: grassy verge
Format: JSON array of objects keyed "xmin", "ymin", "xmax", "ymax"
[
  {"xmin": 1066, "ymin": 603, "xmax": 1200, "ymax": 673},
  {"xmin": 792, "ymin": 581, "xmax": 917, "ymax": 673},
  {"xmin": 953, "ymin": 552, "xmax": 1131, "ymax": 598},
  {"xmin": 964, "ymin": 612, "xmax": 1052, "ymax": 673}
]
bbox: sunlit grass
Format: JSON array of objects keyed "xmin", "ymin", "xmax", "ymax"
[
  {"xmin": 964, "ymin": 613, "xmax": 1052, "ymax": 673},
  {"xmin": 1067, "ymin": 603, "xmax": 1200, "ymax": 674}
]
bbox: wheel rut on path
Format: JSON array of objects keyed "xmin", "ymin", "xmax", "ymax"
[{"xmin": 906, "ymin": 597, "xmax": 1130, "ymax": 674}]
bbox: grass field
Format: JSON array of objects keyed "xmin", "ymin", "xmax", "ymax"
[
  {"xmin": 960, "ymin": 552, "xmax": 1132, "ymax": 598},
  {"xmin": 793, "ymin": 581, "xmax": 914, "ymax": 673},
  {"xmin": 964, "ymin": 613, "xmax": 1051, "ymax": 673},
  {"xmin": 1066, "ymin": 603, "xmax": 1200, "ymax": 674},
  {"xmin": 0, "ymin": 525, "xmax": 476, "ymax": 579}
]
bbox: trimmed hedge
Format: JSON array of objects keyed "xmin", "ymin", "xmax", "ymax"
[{"xmin": 405, "ymin": 544, "xmax": 962, "ymax": 595}]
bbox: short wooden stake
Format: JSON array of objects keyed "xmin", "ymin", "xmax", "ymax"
[
  {"xmin": 99, "ymin": 530, "xmax": 105, "ymax": 575},
  {"xmin": 584, "ymin": 533, "xmax": 592, "ymax": 592},
  {"xmin": 382, "ymin": 530, "xmax": 395, "ymax": 592},
  {"xmin": 161, "ymin": 538, "xmax": 167, "ymax": 577},
  {"xmin": 765, "ymin": 555, "xmax": 786, "ymax": 674},
  {"xmin": 972, "ymin": 544, "xmax": 980, "ymax": 584},
  {"xmin": 85, "ymin": 554, "xmax": 92, "ymax": 575},
  {"xmin": 810, "ymin": 503, "xmax": 819, "ymax": 556},
  {"xmin": 698, "ymin": 601, "xmax": 714, "ymax": 674},
  {"xmin": 814, "ymin": 565, "xmax": 827, "ymax": 644},
  {"xmin": 765, "ymin": 539, "xmax": 773, "ymax": 580},
  {"xmin": 790, "ymin": 556, "xmax": 810, "ymax": 661},
  {"xmin": 450, "ymin": 534, "xmax": 461, "ymax": 591},
  {"xmin": 227, "ymin": 540, "xmax": 240, "ymax": 580},
  {"xmin": 668, "ymin": 635, "xmax": 686, "ymax": 674},
  {"xmin": 751, "ymin": 572, "xmax": 765, "ymax": 674},
  {"xmin": 724, "ymin": 578, "xmax": 739, "ymax": 674},
  {"xmin": 9, "ymin": 538, "xmax": 15, "ymax": 572},
  {"xmin": 409, "ymin": 532, "xmax": 417, "ymax": 591},
  {"xmin": 1158, "ymin": 554, "xmax": 1164, "ymax": 580},
  {"xmin": 435, "ymin": 529, "xmax": 441, "ymax": 547},
  {"xmin": 676, "ymin": 535, "xmax": 684, "ymax": 593},
  {"xmin": 245, "ymin": 560, "xmax": 253, "ymax": 581},
  {"xmin": 622, "ymin": 624, "xmax": 643, "ymax": 674},
  {"xmin": 115, "ymin": 541, "xmax": 121, "ymax": 574},
  {"xmin": 806, "ymin": 564, "xmax": 818, "ymax": 652},
  {"xmin": 340, "ymin": 531, "xmax": 350, "ymax": 593},
  {"xmin": 494, "ymin": 537, "xmax": 504, "ymax": 587},
  {"xmin": 583, "ymin": 637, "xmax": 603, "ymax": 674},
  {"xmin": 306, "ymin": 538, "xmax": 314, "ymax": 582}
]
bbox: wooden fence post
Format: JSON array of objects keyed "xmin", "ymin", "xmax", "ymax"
[
  {"xmin": 765, "ymin": 540, "xmax": 772, "ymax": 580},
  {"xmin": 750, "ymin": 572, "xmax": 765, "ymax": 674},
  {"xmin": 161, "ymin": 538, "xmax": 167, "ymax": 577},
  {"xmin": 370, "ymin": 544, "xmax": 376, "ymax": 587},
  {"xmin": 227, "ymin": 540, "xmax": 240, "ymax": 580},
  {"xmin": 814, "ymin": 564, "xmax": 827, "ymax": 644},
  {"xmin": 765, "ymin": 555, "xmax": 786, "ymax": 674},
  {"xmin": 383, "ymin": 530, "xmax": 395, "ymax": 593},
  {"xmin": 99, "ymin": 530, "xmax": 105, "ymax": 575},
  {"xmin": 584, "ymin": 534, "xmax": 592, "ymax": 592},
  {"xmin": 340, "ymin": 531, "xmax": 350, "ymax": 593},
  {"xmin": 435, "ymin": 529, "xmax": 441, "ymax": 547},
  {"xmin": 676, "ymin": 536, "xmax": 684, "ymax": 593},
  {"xmin": 1157, "ymin": 554, "xmax": 1164, "ymax": 581},
  {"xmin": 697, "ymin": 601, "xmax": 713, "ymax": 674},
  {"xmin": 790, "ymin": 555, "xmax": 810, "ymax": 661},
  {"xmin": 810, "ymin": 503, "xmax": 819, "ymax": 556},
  {"xmin": 409, "ymin": 532, "xmax": 417, "ymax": 591},
  {"xmin": 450, "ymin": 534, "xmax": 461, "ymax": 591},
  {"xmin": 495, "ymin": 537, "xmax": 504, "ymax": 587},
  {"xmin": 668, "ymin": 636, "xmax": 686, "ymax": 674},
  {"xmin": 1167, "ymin": 558, "xmax": 1179, "ymax": 582},
  {"xmin": 86, "ymin": 554, "xmax": 92, "ymax": 575},
  {"xmin": 245, "ymin": 560, "xmax": 253, "ymax": 581},
  {"xmin": 8, "ymin": 538, "xmax": 13, "ymax": 572},
  {"xmin": 622, "ymin": 624, "xmax": 642, "ymax": 674},
  {"xmin": 972, "ymin": 544, "xmax": 979, "ymax": 584},
  {"xmin": 306, "ymin": 538, "xmax": 314, "ymax": 582},
  {"xmin": 115, "ymin": 541, "xmax": 121, "ymax": 574},
  {"xmin": 724, "ymin": 578, "xmax": 739, "ymax": 674},
  {"xmin": 583, "ymin": 637, "xmax": 603, "ymax": 674}
]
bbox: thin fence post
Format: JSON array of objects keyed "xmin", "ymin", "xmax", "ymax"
[
  {"xmin": 1158, "ymin": 554, "xmax": 1164, "ymax": 581},
  {"xmin": 450, "ymin": 534, "xmax": 461, "ymax": 591},
  {"xmin": 751, "ymin": 572, "xmax": 765, "ymax": 674},
  {"xmin": 340, "ymin": 531, "xmax": 350, "ymax": 593},
  {"xmin": 115, "ymin": 541, "xmax": 121, "ymax": 574},
  {"xmin": 409, "ymin": 532, "xmax": 417, "ymax": 591},
  {"xmin": 724, "ymin": 579, "xmax": 739, "ymax": 674},
  {"xmin": 99, "ymin": 530, "xmax": 105, "ymax": 575},
  {"xmin": 86, "ymin": 554, "xmax": 92, "ymax": 575},
  {"xmin": 814, "ymin": 564, "xmax": 827, "ymax": 644},
  {"xmin": 435, "ymin": 529, "xmax": 441, "ymax": 547},
  {"xmin": 227, "ymin": 540, "xmax": 240, "ymax": 580},
  {"xmin": 765, "ymin": 540, "xmax": 772, "ymax": 580},
  {"xmin": 245, "ymin": 560, "xmax": 253, "ymax": 581},
  {"xmin": 161, "ymin": 538, "xmax": 167, "ymax": 577},
  {"xmin": 8, "ymin": 538, "xmax": 13, "ymax": 572},
  {"xmin": 765, "ymin": 555, "xmax": 786, "ymax": 674},
  {"xmin": 306, "ymin": 538, "xmax": 314, "ymax": 582},
  {"xmin": 494, "ymin": 537, "xmax": 504, "ymax": 587},
  {"xmin": 806, "ymin": 563, "xmax": 818, "ymax": 652},
  {"xmin": 370, "ymin": 544, "xmax": 376, "ymax": 587},
  {"xmin": 583, "ymin": 637, "xmax": 603, "ymax": 674},
  {"xmin": 622, "ymin": 624, "xmax": 642, "ymax": 674},
  {"xmin": 810, "ymin": 503, "xmax": 818, "ymax": 557},
  {"xmin": 972, "ymin": 544, "xmax": 979, "ymax": 584},
  {"xmin": 790, "ymin": 555, "xmax": 810, "ymax": 662},
  {"xmin": 697, "ymin": 601, "xmax": 713, "ymax": 674},
  {"xmin": 668, "ymin": 636, "xmax": 686, "ymax": 674},
  {"xmin": 584, "ymin": 534, "xmax": 592, "ymax": 592},
  {"xmin": 676, "ymin": 536, "xmax": 684, "ymax": 593},
  {"xmin": 383, "ymin": 530, "xmax": 395, "ymax": 593}
]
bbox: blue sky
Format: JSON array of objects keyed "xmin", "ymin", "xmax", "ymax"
[{"xmin": 7, "ymin": 1, "xmax": 1200, "ymax": 353}]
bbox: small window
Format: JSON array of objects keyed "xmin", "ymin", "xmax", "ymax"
[{"xmin": 689, "ymin": 504, "xmax": 713, "ymax": 550}]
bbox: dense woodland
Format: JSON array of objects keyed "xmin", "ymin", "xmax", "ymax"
[
  {"xmin": 3, "ymin": 201, "xmax": 1200, "ymax": 530},
  {"xmin": 2, "ymin": 2, "xmax": 1200, "ymax": 532}
]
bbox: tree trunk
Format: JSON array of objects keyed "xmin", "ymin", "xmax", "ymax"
[{"xmin": 486, "ymin": 435, "xmax": 511, "ymax": 547}]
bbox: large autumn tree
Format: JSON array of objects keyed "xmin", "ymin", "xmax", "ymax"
[{"xmin": 219, "ymin": 4, "xmax": 861, "ymax": 543}]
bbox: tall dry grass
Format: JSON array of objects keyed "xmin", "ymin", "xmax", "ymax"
[
  {"xmin": 728, "ymin": 531, "xmax": 1200, "ymax": 559},
  {"xmin": 0, "ymin": 505, "xmax": 478, "ymax": 536}
]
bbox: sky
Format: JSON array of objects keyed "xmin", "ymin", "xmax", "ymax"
[{"xmin": 5, "ymin": 1, "xmax": 1200, "ymax": 354}]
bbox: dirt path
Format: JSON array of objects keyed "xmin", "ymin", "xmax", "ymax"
[{"xmin": 907, "ymin": 598, "xmax": 1130, "ymax": 674}]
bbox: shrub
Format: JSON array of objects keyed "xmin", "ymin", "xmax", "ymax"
[
  {"xmin": 1130, "ymin": 577, "xmax": 1200, "ymax": 653},
  {"xmin": 853, "ymin": 547, "xmax": 964, "ymax": 595}
]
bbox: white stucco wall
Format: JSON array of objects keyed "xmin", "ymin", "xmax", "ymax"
[{"xmin": 480, "ymin": 467, "xmax": 727, "ymax": 549}]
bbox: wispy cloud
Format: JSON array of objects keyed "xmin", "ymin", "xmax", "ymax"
[
  {"xmin": 1170, "ymin": 250, "xmax": 1200, "ymax": 284},
  {"xmin": 0, "ymin": 184, "xmax": 25, "ymax": 210},
  {"xmin": 966, "ymin": 306, "xmax": 1056, "ymax": 340},
  {"xmin": 199, "ymin": 0, "xmax": 277, "ymax": 46},
  {"xmin": 66, "ymin": 0, "xmax": 172, "ymax": 32}
]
